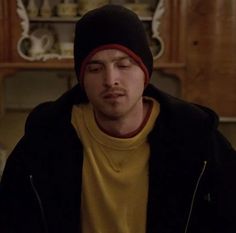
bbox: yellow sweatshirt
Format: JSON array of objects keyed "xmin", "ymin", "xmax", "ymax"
[{"xmin": 71, "ymin": 97, "xmax": 159, "ymax": 233}]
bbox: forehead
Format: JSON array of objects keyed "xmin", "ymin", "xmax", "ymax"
[{"xmin": 89, "ymin": 49, "xmax": 130, "ymax": 62}]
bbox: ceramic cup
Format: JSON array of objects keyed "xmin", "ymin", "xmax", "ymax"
[
  {"xmin": 78, "ymin": 0, "xmax": 109, "ymax": 15},
  {"xmin": 59, "ymin": 42, "xmax": 74, "ymax": 57},
  {"xmin": 57, "ymin": 3, "xmax": 78, "ymax": 17}
]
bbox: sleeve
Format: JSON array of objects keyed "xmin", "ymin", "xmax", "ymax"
[
  {"xmin": 0, "ymin": 135, "xmax": 45, "ymax": 233},
  {"xmin": 211, "ymin": 130, "xmax": 236, "ymax": 233}
]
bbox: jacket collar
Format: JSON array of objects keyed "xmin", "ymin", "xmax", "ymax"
[{"xmin": 55, "ymin": 83, "xmax": 218, "ymax": 137}]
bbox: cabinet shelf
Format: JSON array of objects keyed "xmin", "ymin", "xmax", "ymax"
[
  {"xmin": 29, "ymin": 16, "xmax": 153, "ymax": 23},
  {"xmin": 29, "ymin": 16, "xmax": 82, "ymax": 23},
  {"xmin": 19, "ymin": 0, "xmax": 156, "ymax": 62}
]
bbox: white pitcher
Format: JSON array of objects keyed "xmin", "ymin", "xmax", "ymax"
[{"xmin": 28, "ymin": 34, "xmax": 52, "ymax": 57}]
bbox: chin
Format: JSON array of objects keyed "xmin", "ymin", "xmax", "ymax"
[{"xmin": 98, "ymin": 108, "xmax": 126, "ymax": 120}]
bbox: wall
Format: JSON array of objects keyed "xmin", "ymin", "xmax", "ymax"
[{"xmin": 5, "ymin": 70, "xmax": 73, "ymax": 109}]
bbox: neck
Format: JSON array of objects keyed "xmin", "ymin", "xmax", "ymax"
[{"xmin": 94, "ymin": 100, "xmax": 151, "ymax": 138}]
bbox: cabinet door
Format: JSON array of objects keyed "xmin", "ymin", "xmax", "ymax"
[{"xmin": 186, "ymin": 0, "xmax": 236, "ymax": 116}]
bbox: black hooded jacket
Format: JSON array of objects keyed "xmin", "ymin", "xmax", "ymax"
[{"xmin": 0, "ymin": 84, "xmax": 236, "ymax": 233}]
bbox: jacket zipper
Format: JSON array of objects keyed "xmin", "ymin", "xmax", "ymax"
[
  {"xmin": 29, "ymin": 175, "xmax": 49, "ymax": 233},
  {"xmin": 184, "ymin": 161, "xmax": 207, "ymax": 233}
]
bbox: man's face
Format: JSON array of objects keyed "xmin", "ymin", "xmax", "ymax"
[{"xmin": 83, "ymin": 49, "xmax": 146, "ymax": 121}]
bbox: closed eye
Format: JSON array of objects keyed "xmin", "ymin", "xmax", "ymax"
[
  {"xmin": 116, "ymin": 58, "xmax": 133, "ymax": 69},
  {"xmin": 86, "ymin": 63, "xmax": 103, "ymax": 73},
  {"xmin": 118, "ymin": 64, "xmax": 131, "ymax": 69}
]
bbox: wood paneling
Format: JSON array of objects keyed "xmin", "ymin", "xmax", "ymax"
[
  {"xmin": 186, "ymin": 0, "xmax": 236, "ymax": 116},
  {"xmin": 0, "ymin": 0, "xmax": 10, "ymax": 62}
]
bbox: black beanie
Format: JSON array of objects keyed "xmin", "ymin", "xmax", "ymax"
[{"xmin": 74, "ymin": 4, "xmax": 153, "ymax": 85}]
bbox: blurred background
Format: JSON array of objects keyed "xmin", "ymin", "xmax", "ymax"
[{"xmin": 0, "ymin": 0, "xmax": 236, "ymax": 175}]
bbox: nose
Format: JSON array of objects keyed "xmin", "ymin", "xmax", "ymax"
[{"xmin": 103, "ymin": 66, "xmax": 119, "ymax": 87}]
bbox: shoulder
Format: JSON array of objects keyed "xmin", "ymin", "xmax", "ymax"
[
  {"xmin": 25, "ymin": 85, "xmax": 85, "ymax": 133},
  {"xmin": 145, "ymin": 84, "xmax": 219, "ymax": 133},
  {"xmin": 25, "ymin": 101, "xmax": 56, "ymax": 132}
]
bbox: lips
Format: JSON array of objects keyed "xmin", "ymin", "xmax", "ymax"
[
  {"xmin": 103, "ymin": 92, "xmax": 124, "ymax": 99},
  {"xmin": 101, "ymin": 88, "xmax": 126, "ymax": 99}
]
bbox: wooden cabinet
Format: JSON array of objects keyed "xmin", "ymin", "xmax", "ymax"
[
  {"xmin": 186, "ymin": 0, "xmax": 236, "ymax": 117},
  {"xmin": 0, "ymin": 0, "xmax": 236, "ymax": 118}
]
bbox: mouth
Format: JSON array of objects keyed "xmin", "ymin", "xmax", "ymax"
[
  {"xmin": 103, "ymin": 92, "xmax": 125, "ymax": 99},
  {"xmin": 102, "ymin": 88, "xmax": 126, "ymax": 100}
]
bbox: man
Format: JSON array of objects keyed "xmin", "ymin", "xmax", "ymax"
[{"xmin": 0, "ymin": 4, "xmax": 236, "ymax": 233}]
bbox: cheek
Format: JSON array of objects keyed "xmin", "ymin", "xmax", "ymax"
[
  {"xmin": 127, "ymin": 76, "xmax": 145, "ymax": 93},
  {"xmin": 84, "ymin": 76, "xmax": 98, "ymax": 90},
  {"xmin": 125, "ymin": 69, "xmax": 146, "ymax": 89},
  {"xmin": 84, "ymin": 73, "xmax": 103, "ymax": 86},
  {"xmin": 83, "ymin": 78, "xmax": 101, "ymax": 99}
]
